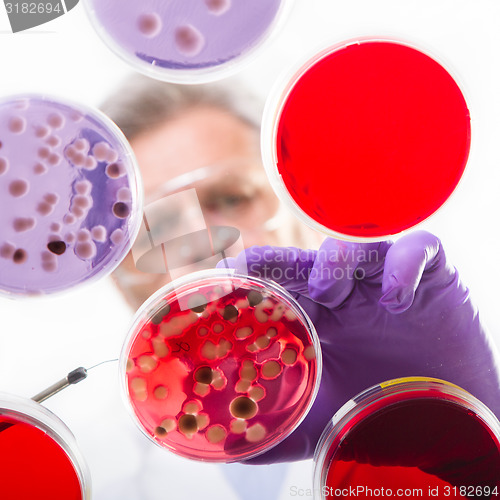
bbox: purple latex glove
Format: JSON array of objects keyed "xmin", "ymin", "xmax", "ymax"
[{"xmin": 219, "ymin": 231, "xmax": 500, "ymax": 467}]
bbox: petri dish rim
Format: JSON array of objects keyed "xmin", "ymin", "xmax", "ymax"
[
  {"xmin": 0, "ymin": 392, "xmax": 91, "ymax": 499},
  {"xmin": 261, "ymin": 36, "xmax": 474, "ymax": 243},
  {"xmin": 82, "ymin": 0, "xmax": 295, "ymax": 85},
  {"xmin": 0, "ymin": 92, "xmax": 144, "ymax": 299},
  {"xmin": 119, "ymin": 267, "xmax": 323, "ymax": 462},
  {"xmin": 312, "ymin": 377, "xmax": 500, "ymax": 499}
]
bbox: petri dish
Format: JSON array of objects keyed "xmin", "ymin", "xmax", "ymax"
[
  {"xmin": 83, "ymin": 0, "xmax": 292, "ymax": 84},
  {"xmin": 121, "ymin": 269, "xmax": 321, "ymax": 462},
  {"xmin": 0, "ymin": 94, "xmax": 142, "ymax": 297},
  {"xmin": 313, "ymin": 378, "xmax": 500, "ymax": 499},
  {"xmin": 262, "ymin": 39, "xmax": 472, "ymax": 241},
  {"xmin": 0, "ymin": 393, "xmax": 90, "ymax": 500}
]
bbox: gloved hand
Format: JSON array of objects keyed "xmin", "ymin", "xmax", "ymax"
[{"xmin": 219, "ymin": 231, "xmax": 500, "ymax": 469}]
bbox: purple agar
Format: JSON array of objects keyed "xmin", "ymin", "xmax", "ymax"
[
  {"xmin": 0, "ymin": 95, "xmax": 142, "ymax": 296},
  {"xmin": 84, "ymin": 0, "xmax": 287, "ymax": 82}
]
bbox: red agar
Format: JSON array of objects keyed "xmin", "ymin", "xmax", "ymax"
[
  {"xmin": 325, "ymin": 397, "xmax": 500, "ymax": 498},
  {"xmin": 125, "ymin": 277, "xmax": 318, "ymax": 462},
  {"xmin": 276, "ymin": 41, "xmax": 471, "ymax": 238},
  {"xmin": 0, "ymin": 417, "xmax": 82, "ymax": 499}
]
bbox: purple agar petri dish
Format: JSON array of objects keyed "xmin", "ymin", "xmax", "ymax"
[
  {"xmin": 313, "ymin": 378, "xmax": 500, "ymax": 499},
  {"xmin": 83, "ymin": 0, "xmax": 292, "ymax": 83},
  {"xmin": 0, "ymin": 95, "xmax": 142, "ymax": 297},
  {"xmin": 121, "ymin": 269, "xmax": 321, "ymax": 462}
]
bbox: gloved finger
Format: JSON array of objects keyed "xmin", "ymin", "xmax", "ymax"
[
  {"xmin": 215, "ymin": 257, "xmax": 237, "ymax": 269},
  {"xmin": 308, "ymin": 239, "xmax": 390, "ymax": 309},
  {"xmin": 379, "ymin": 231, "xmax": 445, "ymax": 314},
  {"xmin": 230, "ymin": 245, "xmax": 317, "ymax": 296}
]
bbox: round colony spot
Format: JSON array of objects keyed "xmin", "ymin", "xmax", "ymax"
[
  {"xmin": 75, "ymin": 241, "xmax": 97, "ymax": 260},
  {"xmin": 117, "ymin": 186, "xmax": 132, "ymax": 202},
  {"xmin": 12, "ymin": 248, "xmax": 28, "ymax": 264},
  {"xmin": 113, "ymin": 202, "xmax": 130, "ymax": 218},
  {"xmin": 205, "ymin": 0, "xmax": 231, "ymax": 15},
  {"xmin": 44, "ymin": 193, "xmax": 59, "ymax": 205},
  {"xmin": 74, "ymin": 180, "xmax": 92, "ymax": 195},
  {"xmin": 33, "ymin": 163, "xmax": 48, "ymax": 175},
  {"xmin": 206, "ymin": 425, "xmax": 227, "ymax": 444},
  {"xmin": 91, "ymin": 225, "xmax": 107, "ymax": 242},
  {"xmin": 47, "ymin": 241, "xmax": 67, "ymax": 255},
  {"xmin": 0, "ymin": 242, "xmax": 15, "ymax": 259},
  {"xmin": 73, "ymin": 138, "xmax": 89, "ymax": 152},
  {"xmin": 194, "ymin": 366, "xmax": 213, "ymax": 384},
  {"xmin": 48, "ymin": 153, "xmax": 62, "ymax": 166},
  {"xmin": 38, "ymin": 147, "xmax": 50, "ymax": 159},
  {"xmin": 47, "ymin": 112, "xmax": 65, "ymax": 129},
  {"xmin": 8, "ymin": 115, "xmax": 27, "ymax": 134},
  {"xmin": 105, "ymin": 162, "xmax": 125, "ymax": 179},
  {"xmin": 230, "ymin": 396, "xmax": 258, "ymax": 420},
  {"xmin": 13, "ymin": 217, "xmax": 36, "ymax": 232},
  {"xmin": 92, "ymin": 142, "xmax": 110, "ymax": 161},
  {"xmin": 0, "ymin": 157, "xmax": 9, "ymax": 175},
  {"xmin": 83, "ymin": 156, "xmax": 98, "ymax": 170},
  {"xmin": 34, "ymin": 125, "xmax": 50, "ymax": 138},
  {"xmin": 137, "ymin": 12, "xmax": 162, "ymax": 38},
  {"xmin": 46, "ymin": 135, "xmax": 61, "ymax": 147},
  {"xmin": 178, "ymin": 414, "xmax": 198, "ymax": 435},
  {"xmin": 9, "ymin": 179, "xmax": 29, "ymax": 197},
  {"xmin": 174, "ymin": 25, "xmax": 205, "ymax": 57}
]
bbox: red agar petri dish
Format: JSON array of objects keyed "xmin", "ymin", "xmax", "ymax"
[
  {"xmin": 262, "ymin": 39, "xmax": 471, "ymax": 240},
  {"xmin": 313, "ymin": 378, "xmax": 500, "ymax": 499},
  {"xmin": 121, "ymin": 269, "xmax": 321, "ymax": 462},
  {"xmin": 0, "ymin": 394, "xmax": 90, "ymax": 500}
]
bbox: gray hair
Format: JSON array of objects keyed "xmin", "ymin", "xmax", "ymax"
[{"xmin": 100, "ymin": 73, "xmax": 264, "ymax": 141}]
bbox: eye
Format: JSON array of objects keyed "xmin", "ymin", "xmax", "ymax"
[
  {"xmin": 205, "ymin": 193, "xmax": 251, "ymax": 213},
  {"xmin": 219, "ymin": 194, "xmax": 247, "ymax": 208}
]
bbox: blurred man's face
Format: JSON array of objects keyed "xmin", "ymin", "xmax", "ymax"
[{"xmin": 113, "ymin": 106, "xmax": 320, "ymax": 310}]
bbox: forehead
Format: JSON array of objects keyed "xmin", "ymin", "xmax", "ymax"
[{"xmin": 130, "ymin": 106, "xmax": 262, "ymax": 195}]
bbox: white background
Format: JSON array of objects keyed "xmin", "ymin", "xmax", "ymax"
[{"xmin": 0, "ymin": 1, "xmax": 500, "ymax": 499}]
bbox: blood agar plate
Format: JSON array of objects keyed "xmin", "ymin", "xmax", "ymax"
[
  {"xmin": 0, "ymin": 95, "xmax": 142, "ymax": 296},
  {"xmin": 313, "ymin": 378, "xmax": 500, "ymax": 499},
  {"xmin": 121, "ymin": 269, "xmax": 321, "ymax": 462},
  {"xmin": 0, "ymin": 394, "xmax": 90, "ymax": 500},
  {"xmin": 262, "ymin": 39, "xmax": 471, "ymax": 240},
  {"xmin": 84, "ymin": 0, "xmax": 291, "ymax": 83}
]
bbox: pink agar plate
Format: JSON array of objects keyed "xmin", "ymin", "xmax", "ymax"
[
  {"xmin": 0, "ymin": 95, "xmax": 142, "ymax": 297},
  {"xmin": 121, "ymin": 270, "xmax": 321, "ymax": 462},
  {"xmin": 84, "ymin": 0, "xmax": 291, "ymax": 83}
]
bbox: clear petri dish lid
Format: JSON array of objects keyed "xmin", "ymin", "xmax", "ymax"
[
  {"xmin": 0, "ymin": 393, "xmax": 91, "ymax": 499},
  {"xmin": 313, "ymin": 377, "xmax": 500, "ymax": 499},
  {"xmin": 83, "ymin": 0, "xmax": 294, "ymax": 84},
  {"xmin": 262, "ymin": 37, "xmax": 472, "ymax": 242},
  {"xmin": 120, "ymin": 268, "xmax": 322, "ymax": 462},
  {"xmin": 0, "ymin": 93, "xmax": 143, "ymax": 297}
]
